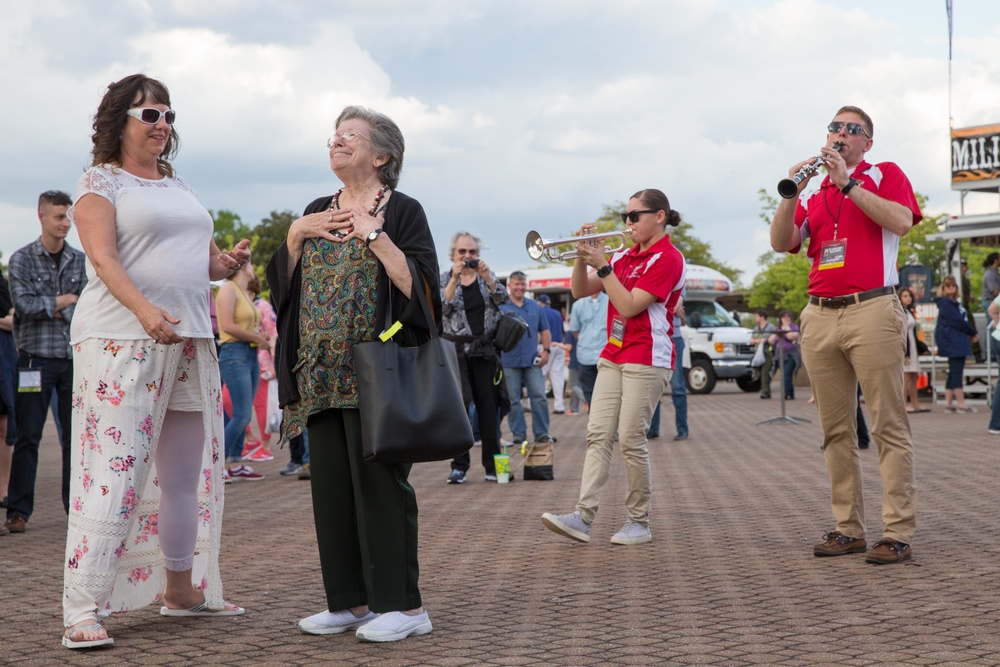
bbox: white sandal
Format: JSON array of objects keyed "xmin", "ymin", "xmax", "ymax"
[{"xmin": 62, "ymin": 621, "xmax": 114, "ymax": 649}]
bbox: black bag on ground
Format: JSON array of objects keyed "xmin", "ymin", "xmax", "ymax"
[{"xmin": 354, "ymin": 278, "xmax": 474, "ymax": 464}]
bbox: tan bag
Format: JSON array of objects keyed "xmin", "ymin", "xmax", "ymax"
[{"xmin": 521, "ymin": 441, "xmax": 554, "ymax": 480}]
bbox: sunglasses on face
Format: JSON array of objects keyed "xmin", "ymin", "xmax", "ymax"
[
  {"xmin": 456, "ymin": 249, "xmax": 478, "ymax": 256},
  {"xmin": 827, "ymin": 121, "xmax": 869, "ymax": 137},
  {"xmin": 127, "ymin": 108, "xmax": 176, "ymax": 125},
  {"xmin": 620, "ymin": 209, "xmax": 658, "ymax": 224}
]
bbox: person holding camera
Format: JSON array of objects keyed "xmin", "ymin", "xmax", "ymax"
[{"xmin": 441, "ymin": 232, "xmax": 509, "ymax": 483}]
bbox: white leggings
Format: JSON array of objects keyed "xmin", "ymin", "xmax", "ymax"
[{"xmin": 155, "ymin": 410, "xmax": 205, "ymax": 572}]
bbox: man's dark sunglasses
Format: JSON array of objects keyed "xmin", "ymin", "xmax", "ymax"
[{"xmin": 827, "ymin": 121, "xmax": 870, "ymax": 138}]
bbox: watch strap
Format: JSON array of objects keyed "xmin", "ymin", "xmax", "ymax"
[
  {"xmin": 841, "ymin": 178, "xmax": 858, "ymax": 196},
  {"xmin": 596, "ymin": 265, "xmax": 613, "ymax": 279},
  {"xmin": 365, "ymin": 228, "xmax": 385, "ymax": 246}
]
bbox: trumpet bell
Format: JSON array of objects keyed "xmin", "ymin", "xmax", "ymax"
[{"xmin": 526, "ymin": 230, "xmax": 546, "ymax": 261}]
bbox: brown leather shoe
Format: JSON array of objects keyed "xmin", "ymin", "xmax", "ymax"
[
  {"xmin": 4, "ymin": 515, "xmax": 27, "ymax": 533},
  {"xmin": 865, "ymin": 539, "xmax": 912, "ymax": 564},
  {"xmin": 813, "ymin": 531, "xmax": 866, "ymax": 556}
]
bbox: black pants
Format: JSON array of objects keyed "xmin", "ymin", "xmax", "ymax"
[
  {"xmin": 307, "ymin": 408, "xmax": 421, "ymax": 612},
  {"xmin": 451, "ymin": 356, "xmax": 500, "ymax": 474},
  {"xmin": 7, "ymin": 351, "xmax": 72, "ymax": 519}
]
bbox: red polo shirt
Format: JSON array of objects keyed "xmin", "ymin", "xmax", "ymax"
[
  {"xmin": 601, "ymin": 234, "xmax": 686, "ymax": 369},
  {"xmin": 793, "ymin": 160, "xmax": 922, "ymax": 298}
]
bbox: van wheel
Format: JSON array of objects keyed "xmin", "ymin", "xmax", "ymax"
[
  {"xmin": 736, "ymin": 374, "xmax": 761, "ymax": 392},
  {"xmin": 686, "ymin": 359, "xmax": 716, "ymax": 394}
]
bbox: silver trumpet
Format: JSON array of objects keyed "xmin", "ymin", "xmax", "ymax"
[
  {"xmin": 525, "ymin": 229, "xmax": 627, "ymax": 262},
  {"xmin": 777, "ymin": 141, "xmax": 844, "ymax": 199}
]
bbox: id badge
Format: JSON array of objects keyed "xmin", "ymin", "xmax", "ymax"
[
  {"xmin": 609, "ymin": 316, "xmax": 625, "ymax": 347},
  {"xmin": 18, "ymin": 370, "xmax": 42, "ymax": 393},
  {"xmin": 819, "ymin": 239, "xmax": 847, "ymax": 270}
]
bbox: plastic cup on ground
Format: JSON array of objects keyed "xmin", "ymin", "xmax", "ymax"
[{"xmin": 494, "ymin": 454, "xmax": 510, "ymax": 484}]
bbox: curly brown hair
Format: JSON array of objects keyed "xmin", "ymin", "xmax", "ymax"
[{"xmin": 91, "ymin": 74, "xmax": 180, "ymax": 177}]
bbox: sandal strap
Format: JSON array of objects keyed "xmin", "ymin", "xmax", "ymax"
[{"xmin": 65, "ymin": 621, "xmax": 107, "ymax": 638}]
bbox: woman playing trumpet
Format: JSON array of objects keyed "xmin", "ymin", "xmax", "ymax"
[{"xmin": 541, "ymin": 188, "xmax": 685, "ymax": 545}]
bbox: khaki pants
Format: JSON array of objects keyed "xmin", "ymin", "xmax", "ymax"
[
  {"xmin": 799, "ymin": 294, "xmax": 916, "ymax": 544},
  {"xmin": 576, "ymin": 359, "xmax": 669, "ymax": 527}
]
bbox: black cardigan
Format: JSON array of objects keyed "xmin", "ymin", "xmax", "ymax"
[{"xmin": 266, "ymin": 191, "xmax": 441, "ymax": 408}]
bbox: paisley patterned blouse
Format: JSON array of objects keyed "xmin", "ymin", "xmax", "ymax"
[{"xmin": 282, "ymin": 237, "xmax": 378, "ymax": 440}]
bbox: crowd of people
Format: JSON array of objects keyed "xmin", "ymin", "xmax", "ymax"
[{"xmin": 3, "ymin": 80, "xmax": 999, "ymax": 652}]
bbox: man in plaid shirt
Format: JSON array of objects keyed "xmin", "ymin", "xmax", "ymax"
[{"xmin": 4, "ymin": 190, "xmax": 87, "ymax": 535}]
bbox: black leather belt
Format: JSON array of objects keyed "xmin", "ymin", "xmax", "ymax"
[{"xmin": 808, "ymin": 285, "xmax": 896, "ymax": 309}]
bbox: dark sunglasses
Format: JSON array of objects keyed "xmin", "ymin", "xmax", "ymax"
[
  {"xmin": 621, "ymin": 209, "xmax": 658, "ymax": 224},
  {"xmin": 456, "ymin": 249, "xmax": 479, "ymax": 256},
  {"xmin": 827, "ymin": 121, "xmax": 869, "ymax": 137},
  {"xmin": 127, "ymin": 107, "xmax": 176, "ymax": 125}
]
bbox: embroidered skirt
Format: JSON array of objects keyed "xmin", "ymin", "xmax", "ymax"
[{"xmin": 62, "ymin": 338, "xmax": 226, "ymax": 627}]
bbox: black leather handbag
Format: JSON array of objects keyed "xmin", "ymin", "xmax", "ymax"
[
  {"xmin": 353, "ymin": 280, "xmax": 474, "ymax": 464},
  {"xmin": 493, "ymin": 312, "xmax": 528, "ymax": 353}
]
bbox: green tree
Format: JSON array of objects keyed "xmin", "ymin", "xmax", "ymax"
[
  {"xmin": 248, "ymin": 210, "xmax": 297, "ymax": 297},
  {"xmin": 544, "ymin": 202, "xmax": 742, "ymax": 284},
  {"xmin": 211, "ymin": 209, "xmax": 254, "ymax": 252}
]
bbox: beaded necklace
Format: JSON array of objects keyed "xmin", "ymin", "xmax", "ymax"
[{"xmin": 329, "ymin": 185, "xmax": 391, "ymax": 238}]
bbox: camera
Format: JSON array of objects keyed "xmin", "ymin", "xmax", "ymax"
[{"xmin": 463, "ymin": 258, "xmax": 479, "ymax": 269}]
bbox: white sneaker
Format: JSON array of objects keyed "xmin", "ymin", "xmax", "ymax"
[
  {"xmin": 990, "ymin": 429, "xmax": 1000, "ymax": 435},
  {"xmin": 540, "ymin": 511, "xmax": 591, "ymax": 543},
  {"xmin": 298, "ymin": 609, "xmax": 379, "ymax": 635},
  {"xmin": 610, "ymin": 519, "xmax": 652, "ymax": 545},
  {"xmin": 355, "ymin": 610, "xmax": 432, "ymax": 642}
]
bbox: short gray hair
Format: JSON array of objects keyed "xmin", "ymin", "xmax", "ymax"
[
  {"xmin": 335, "ymin": 105, "xmax": 405, "ymax": 189},
  {"xmin": 449, "ymin": 231, "xmax": 481, "ymax": 258}
]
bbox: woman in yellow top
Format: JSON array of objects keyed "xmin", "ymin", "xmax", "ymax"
[{"xmin": 216, "ymin": 262, "xmax": 270, "ymax": 480}]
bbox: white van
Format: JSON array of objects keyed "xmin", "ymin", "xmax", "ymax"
[{"xmin": 679, "ymin": 265, "xmax": 757, "ymax": 394}]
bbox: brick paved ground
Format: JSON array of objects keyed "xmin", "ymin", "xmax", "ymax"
[{"xmin": 4, "ymin": 383, "xmax": 1000, "ymax": 666}]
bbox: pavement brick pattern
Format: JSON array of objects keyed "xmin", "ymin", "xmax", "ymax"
[{"xmin": 4, "ymin": 385, "xmax": 1000, "ymax": 666}]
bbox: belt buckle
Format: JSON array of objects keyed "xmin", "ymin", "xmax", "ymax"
[{"xmin": 826, "ymin": 296, "xmax": 848, "ymax": 308}]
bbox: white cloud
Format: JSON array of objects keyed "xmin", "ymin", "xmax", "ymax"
[{"xmin": 2, "ymin": 0, "xmax": 1000, "ymax": 285}]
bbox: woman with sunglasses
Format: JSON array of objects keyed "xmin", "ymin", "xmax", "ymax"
[
  {"xmin": 440, "ymin": 231, "xmax": 509, "ymax": 484},
  {"xmin": 267, "ymin": 106, "xmax": 439, "ymax": 642},
  {"xmin": 542, "ymin": 188, "xmax": 685, "ymax": 546},
  {"xmin": 61, "ymin": 74, "xmax": 247, "ymax": 649}
]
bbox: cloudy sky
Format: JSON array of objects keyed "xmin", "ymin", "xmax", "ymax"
[{"xmin": 2, "ymin": 0, "xmax": 998, "ymax": 283}]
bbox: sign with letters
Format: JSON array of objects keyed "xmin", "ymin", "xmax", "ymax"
[{"xmin": 951, "ymin": 123, "xmax": 1000, "ymax": 187}]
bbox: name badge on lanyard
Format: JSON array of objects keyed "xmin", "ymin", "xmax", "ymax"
[
  {"xmin": 609, "ymin": 316, "xmax": 625, "ymax": 347},
  {"xmin": 18, "ymin": 370, "xmax": 42, "ymax": 393},
  {"xmin": 819, "ymin": 239, "xmax": 847, "ymax": 270}
]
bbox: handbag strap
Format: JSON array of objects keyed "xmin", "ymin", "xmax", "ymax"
[
  {"xmin": 382, "ymin": 260, "xmax": 438, "ymax": 339},
  {"xmin": 379, "ymin": 262, "xmax": 448, "ymax": 369}
]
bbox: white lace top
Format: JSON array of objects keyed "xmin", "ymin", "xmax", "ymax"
[{"xmin": 68, "ymin": 164, "xmax": 214, "ymax": 343}]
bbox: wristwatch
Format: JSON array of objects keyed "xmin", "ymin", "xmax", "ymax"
[
  {"xmin": 596, "ymin": 264, "xmax": 613, "ymax": 279},
  {"xmin": 365, "ymin": 228, "xmax": 385, "ymax": 246},
  {"xmin": 840, "ymin": 178, "xmax": 858, "ymax": 196}
]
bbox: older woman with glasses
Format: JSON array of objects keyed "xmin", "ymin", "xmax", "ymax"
[
  {"xmin": 267, "ymin": 105, "xmax": 439, "ymax": 642},
  {"xmin": 441, "ymin": 231, "xmax": 509, "ymax": 484},
  {"xmin": 61, "ymin": 74, "xmax": 247, "ymax": 649}
]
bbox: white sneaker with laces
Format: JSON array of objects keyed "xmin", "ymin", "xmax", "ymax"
[
  {"xmin": 298, "ymin": 609, "xmax": 379, "ymax": 635},
  {"xmin": 540, "ymin": 511, "xmax": 591, "ymax": 543},
  {"xmin": 610, "ymin": 519, "xmax": 652, "ymax": 545},
  {"xmin": 355, "ymin": 610, "xmax": 432, "ymax": 642}
]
